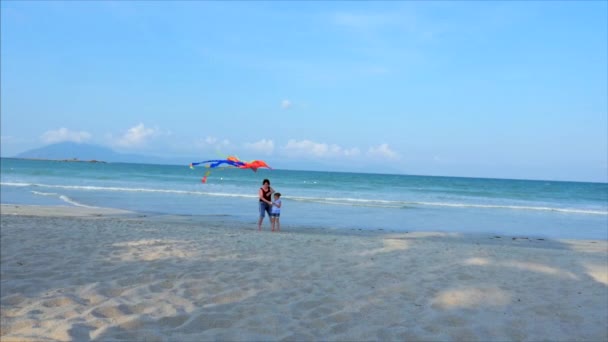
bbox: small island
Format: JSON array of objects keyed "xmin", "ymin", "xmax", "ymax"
[
  {"xmin": 60, "ymin": 158, "xmax": 107, "ymax": 163},
  {"xmin": 17, "ymin": 157, "xmax": 108, "ymax": 164}
]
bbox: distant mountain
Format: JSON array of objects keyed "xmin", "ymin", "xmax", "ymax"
[
  {"xmin": 12, "ymin": 142, "xmax": 403, "ymax": 174},
  {"xmin": 14, "ymin": 142, "xmax": 188, "ymax": 165},
  {"xmin": 16, "ymin": 142, "xmax": 116, "ymax": 160}
]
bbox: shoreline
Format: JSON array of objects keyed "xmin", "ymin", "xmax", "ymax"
[
  {"xmin": 3, "ymin": 203, "xmax": 607, "ymax": 242},
  {"xmin": 1, "ymin": 204, "xmax": 607, "ymax": 341}
]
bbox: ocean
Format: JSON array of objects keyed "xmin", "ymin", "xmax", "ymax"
[{"xmin": 1, "ymin": 158, "xmax": 606, "ymax": 240}]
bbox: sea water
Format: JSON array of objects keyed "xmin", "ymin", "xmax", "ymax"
[{"xmin": 1, "ymin": 158, "xmax": 606, "ymax": 240}]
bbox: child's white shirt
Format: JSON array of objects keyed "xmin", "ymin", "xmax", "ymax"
[{"xmin": 271, "ymin": 199, "xmax": 281, "ymax": 214}]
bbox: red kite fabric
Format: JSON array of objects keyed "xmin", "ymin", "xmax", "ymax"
[{"xmin": 190, "ymin": 156, "xmax": 272, "ymax": 183}]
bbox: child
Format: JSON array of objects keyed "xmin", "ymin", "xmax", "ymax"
[{"xmin": 270, "ymin": 192, "xmax": 282, "ymax": 232}]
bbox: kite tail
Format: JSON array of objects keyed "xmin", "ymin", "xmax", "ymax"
[{"xmin": 201, "ymin": 170, "xmax": 211, "ymax": 183}]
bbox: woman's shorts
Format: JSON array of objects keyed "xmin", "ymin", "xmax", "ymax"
[{"xmin": 259, "ymin": 202, "xmax": 271, "ymax": 218}]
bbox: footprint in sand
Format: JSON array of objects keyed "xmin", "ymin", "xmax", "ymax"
[
  {"xmin": 42, "ymin": 296, "xmax": 78, "ymax": 308},
  {"xmin": 156, "ymin": 315, "xmax": 190, "ymax": 329},
  {"xmin": 177, "ymin": 313, "xmax": 234, "ymax": 333},
  {"xmin": 91, "ymin": 304, "xmax": 133, "ymax": 318}
]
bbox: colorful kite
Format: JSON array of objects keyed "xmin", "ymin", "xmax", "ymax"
[{"xmin": 190, "ymin": 155, "xmax": 272, "ymax": 183}]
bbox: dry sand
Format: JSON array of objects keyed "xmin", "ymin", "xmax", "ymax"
[{"xmin": 1, "ymin": 204, "xmax": 607, "ymax": 341}]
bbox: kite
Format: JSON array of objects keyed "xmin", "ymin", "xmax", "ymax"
[
  {"xmin": 238, "ymin": 159, "xmax": 271, "ymax": 172},
  {"xmin": 190, "ymin": 155, "xmax": 272, "ymax": 183}
]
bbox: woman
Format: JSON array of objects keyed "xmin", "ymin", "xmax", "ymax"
[{"xmin": 257, "ymin": 178, "xmax": 275, "ymax": 231}]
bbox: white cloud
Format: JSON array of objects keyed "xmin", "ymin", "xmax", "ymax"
[
  {"xmin": 244, "ymin": 139, "xmax": 274, "ymax": 155},
  {"xmin": 195, "ymin": 136, "xmax": 231, "ymax": 149},
  {"xmin": 41, "ymin": 128, "xmax": 92, "ymax": 144},
  {"xmin": 115, "ymin": 123, "xmax": 157, "ymax": 147},
  {"xmin": 283, "ymin": 139, "xmax": 360, "ymax": 158},
  {"xmin": 367, "ymin": 143, "xmax": 400, "ymax": 160},
  {"xmin": 334, "ymin": 12, "xmax": 388, "ymax": 29},
  {"xmin": 281, "ymin": 99, "xmax": 292, "ymax": 109}
]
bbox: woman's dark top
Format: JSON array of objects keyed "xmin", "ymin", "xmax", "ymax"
[{"xmin": 260, "ymin": 187, "xmax": 271, "ymax": 202}]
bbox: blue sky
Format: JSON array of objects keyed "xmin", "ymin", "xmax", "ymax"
[{"xmin": 1, "ymin": 1, "xmax": 607, "ymax": 182}]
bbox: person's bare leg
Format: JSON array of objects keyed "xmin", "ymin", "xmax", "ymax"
[
  {"xmin": 258, "ymin": 217, "xmax": 263, "ymax": 231},
  {"xmin": 276, "ymin": 218, "xmax": 280, "ymax": 232},
  {"xmin": 271, "ymin": 217, "xmax": 276, "ymax": 232}
]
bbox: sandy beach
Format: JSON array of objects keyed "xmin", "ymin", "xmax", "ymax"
[{"xmin": 1, "ymin": 204, "xmax": 607, "ymax": 341}]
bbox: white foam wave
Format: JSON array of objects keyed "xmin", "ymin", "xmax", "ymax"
[
  {"xmin": 29, "ymin": 188, "xmax": 98, "ymax": 208},
  {"xmin": 282, "ymin": 196, "xmax": 608, "ymax": 215},
  {"xmin": 58, "ymin": 195, "xmax": 98, "ymax": 208},
  {"xmin": 411, "ymin": 201, "xmax": 607, "ymax": 215},
  {"xmin": 31, "ymin": 191, "xmax": 59, "ymax": 196},
  {"xmin": 2, "ymin": 182, "xmax": 30, "ymax": 187},
  {"xmin": 3, "ymin": 181, "xmax": 258, "ymax": 199},
  {"xmin": 4, "ymin": 181, "xmax": 606, "ymax": 216}
]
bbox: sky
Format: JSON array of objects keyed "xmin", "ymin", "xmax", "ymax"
[{"xmin": 1, "ymin": 1, "xmax": 607, "ymax": 182}]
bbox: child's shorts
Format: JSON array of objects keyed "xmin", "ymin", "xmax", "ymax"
[{"xmin": 270, "ymin": 213, "xmax": 280, "ymax": 218}]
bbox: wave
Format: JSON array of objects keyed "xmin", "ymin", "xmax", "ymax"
[
  {"xmin": 289, "ymin": 196, "xmax": 608, "ymax": 215},
  {"xmin": 30, "ymin": 190, "xmax": 98, "ymax": 208},
  {"xmin": 31, "ymin": 191, "xmax": 59, "ymax": 196},
  {"xmin": 4, "ymin": 181, "xmax": 606, "ymax": 216},
  {"xmin": 408, "ymin": 201, "xmax": 607, "ymax": 215},
  {"xmin": 3, "ymin": 182, "xmax": 31, "ymax": 187},
  {"xmin": 2, "ymin": 182, "xmax": 258, "ymax": 199}
]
